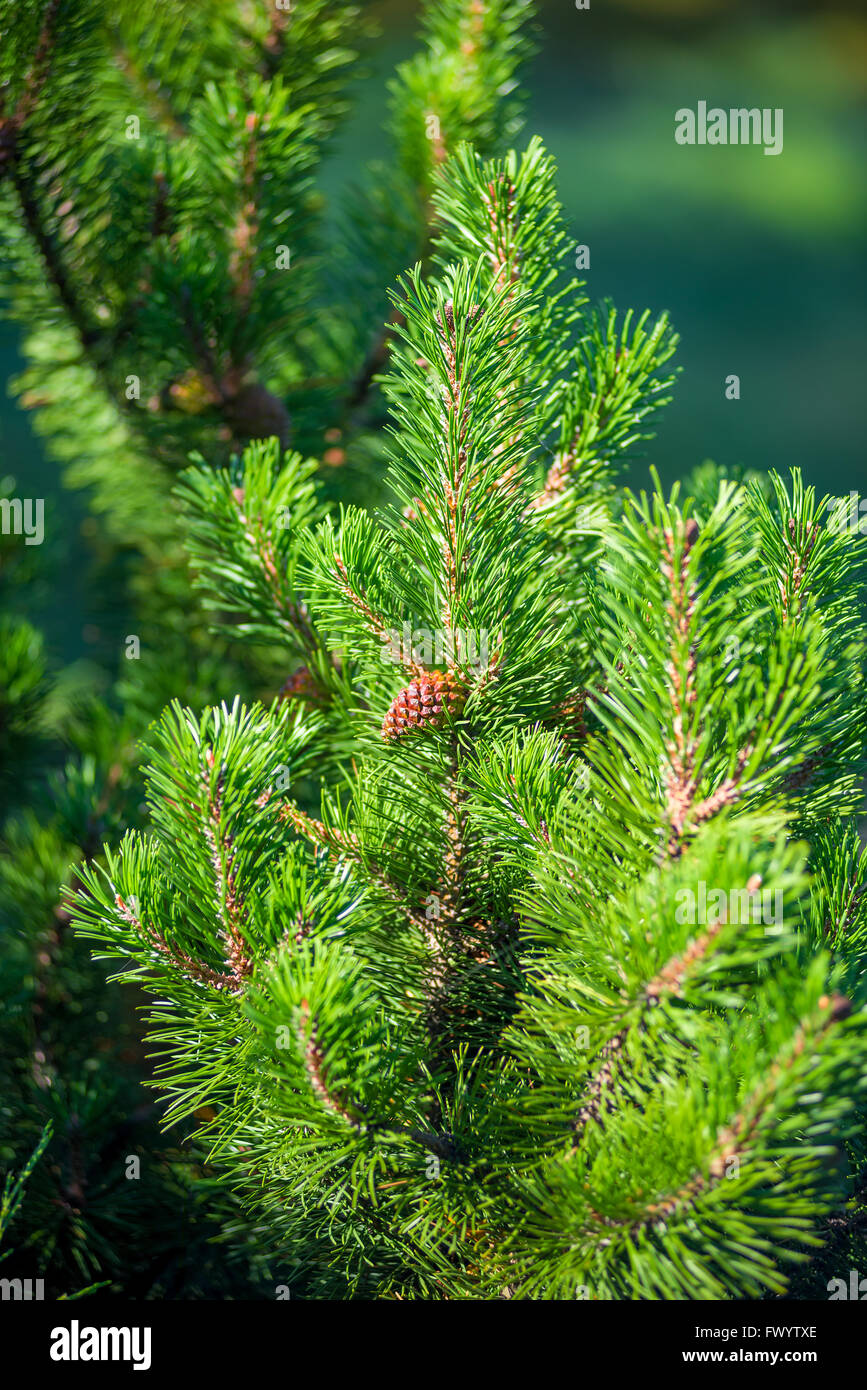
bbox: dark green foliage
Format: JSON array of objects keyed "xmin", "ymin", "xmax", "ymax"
[{"xmin": 0, "ymin": 0, "xmax": 537, "ymax": 539}]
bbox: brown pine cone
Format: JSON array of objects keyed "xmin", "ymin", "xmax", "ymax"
[{"xmin": 382, "ymin": 672, "xmax": 466, "ymax": 740}]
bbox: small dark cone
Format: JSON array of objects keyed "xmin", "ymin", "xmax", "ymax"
[
  {"xmin": 279, "ymin": 666, "xmax": 323, "ymax": 706},
  {"xmin": 382, "ymin": 672, "xmax": 466, "ymax": 740},
  {"xmin": 222, "ymin": 381, "xmax": 291, "ymax": 450}
]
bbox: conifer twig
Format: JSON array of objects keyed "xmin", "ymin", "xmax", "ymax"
[
  {"xmin": 199, "ymin": 748, "xmax": 254, "ymax": 986},
  {"xmin": 628, "ymin": 993, "xmax": 851, "ymax": 1232},
  {"xmin": 114, "ymin": 894, "xmax": 238, "ymax": 994},
  {"xmin": 297, "ymin": 1003, "xmax": 460, "ymax": 1161}
]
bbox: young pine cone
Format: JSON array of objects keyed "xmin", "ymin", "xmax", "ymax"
[{"xmin": 382, "ymin": 672, "xmax": 466, "ymax": 740}]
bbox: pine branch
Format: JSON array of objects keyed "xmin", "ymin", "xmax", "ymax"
[{"xmin": 115, "ymin": 893, "xmax": 238, "ymax": 994}]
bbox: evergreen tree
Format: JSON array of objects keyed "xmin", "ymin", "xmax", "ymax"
[
  {"xmin": 0, "ymin": 0, "xmax": 538, "ymax": 1297},
  {"xmin": 0, "ymin": 0, "xmax": 534, "ymax": 535},
  {"xmin": 69, "ymin": 135, "xmax": 867, "ymax": 1299}
]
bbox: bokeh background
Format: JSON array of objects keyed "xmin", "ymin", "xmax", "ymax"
[{"xmin": 2, "ymin": 0, "xmax": 865, "ymax": 668}]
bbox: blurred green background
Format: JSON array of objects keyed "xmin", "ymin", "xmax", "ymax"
[{"xmin": 2, "ymin": 0, "xmax": 865, "ymax": 667}]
